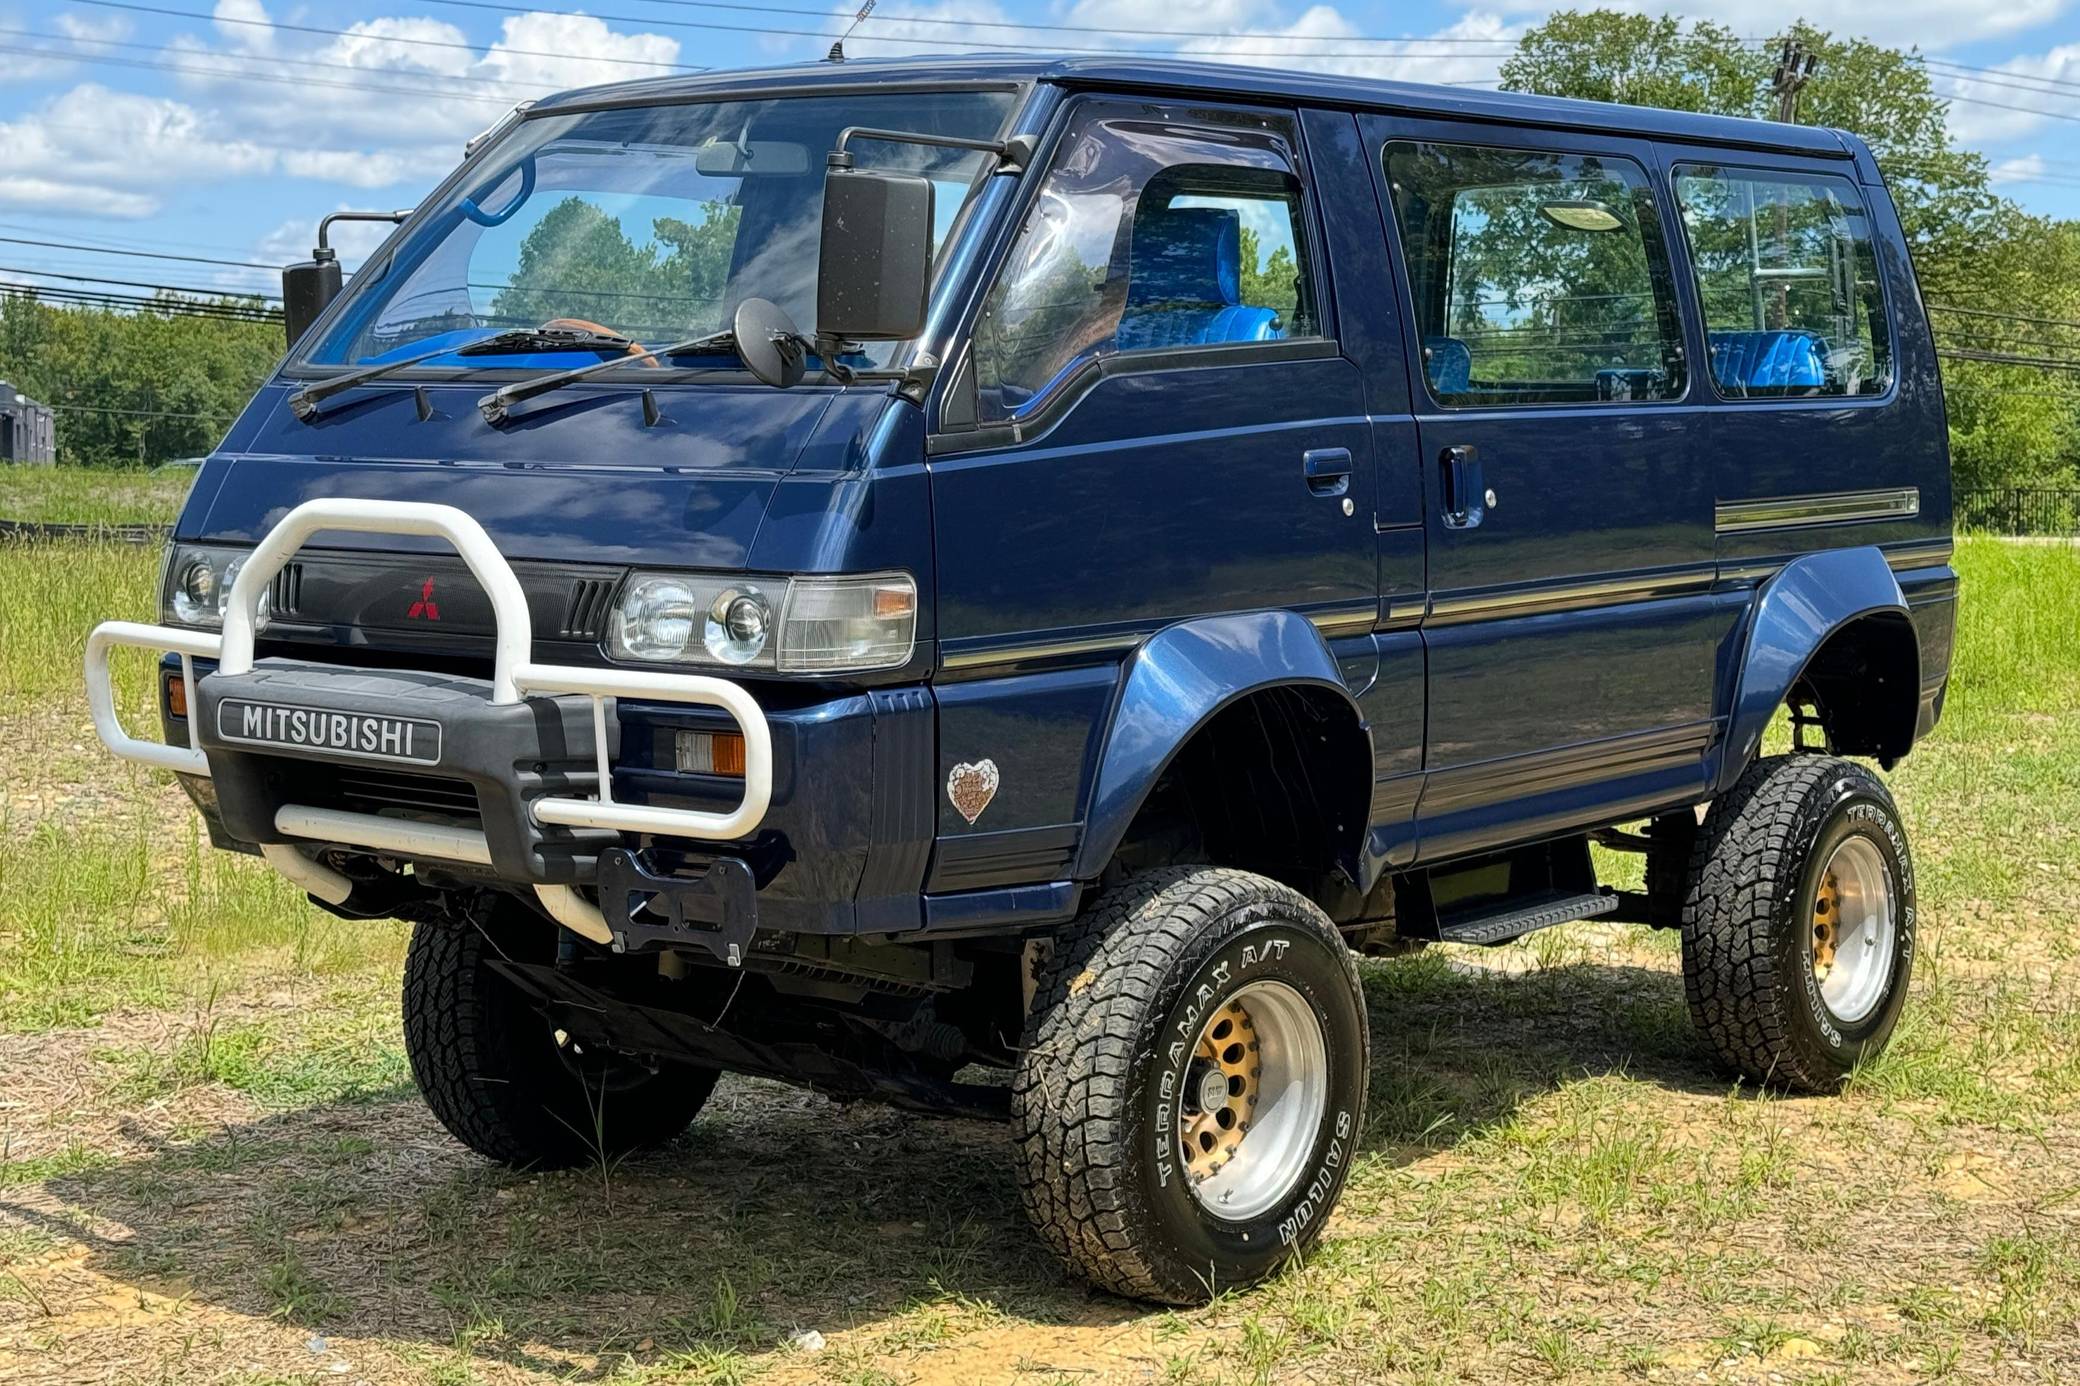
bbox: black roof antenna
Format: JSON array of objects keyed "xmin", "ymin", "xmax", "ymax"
[{"xmin": 826, "ymin": 0, "xmax": 875, "ymax": 62}]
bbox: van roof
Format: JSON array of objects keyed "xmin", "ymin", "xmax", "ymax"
[{"xmin": 529, "ymin": 53, "xmax": 1852, "ymax": 161}]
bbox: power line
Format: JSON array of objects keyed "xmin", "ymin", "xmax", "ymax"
[
  {"xmin": 46, "ymin": 401, "xmax": 237, "ymax": 421},
  {"xmin": 1924, "ymin": 56, "xmax": 2080, "ymax": 96},
  {"xmin": 1930, "ymin": 89, "xmax": 2080, "ymax": 125},
  {"xmin": 0, "ymin": 287, "xmax": 283, "ymax": 323},
  {"xmin": 67, "ymin": 0, "xmax": 708, "ymax": 73},
  {"xmin": 0, "ymin": 21, "xmax": 576, "ymax": 93},
  {"xmin": 0, "ymin": 40, "xmax": 516, "ymax": 106},
  {"xmin": 0, "ymin": 264, "xmax": 279, "ymax": 301},
  {"xmin": 0, "ymin": 235, "xmax": 280, "ymax": 273},
  {"xmin": 1929, "ymin": 303, "xmax": 2080, "ymax": 330},
  {"xmin": 353, "ymin": 0, "xmax": 1530, "ymax": 60}
]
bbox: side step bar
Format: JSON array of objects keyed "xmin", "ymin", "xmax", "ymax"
[{"xmin": 1435, "ymin": 889, "xmax": 1620, "ymax": 947}]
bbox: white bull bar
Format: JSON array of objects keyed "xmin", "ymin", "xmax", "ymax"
[{"xmin": 84, "ymin": 498, "xmax": 774, "ymax": 946}]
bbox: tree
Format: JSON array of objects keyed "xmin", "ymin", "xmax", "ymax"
[
  {"xmin": 0, "ymin": 293, "xmax": 282, "ymax": 468},
  {"xmin": 489, "ymin": 196, "xmax": 742, "ymax": 338}
]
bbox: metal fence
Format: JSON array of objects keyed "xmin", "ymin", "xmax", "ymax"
[{"xmin": 1955, "ymin": 487, "xmax": 2080, "ymax": 536}]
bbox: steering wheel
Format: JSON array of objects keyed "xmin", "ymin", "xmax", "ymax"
[{"xmin": 541, "ymin": 317, "xmax": 658, "ymax": 366}]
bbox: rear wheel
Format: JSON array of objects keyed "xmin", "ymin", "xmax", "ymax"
[
  {"xmin": 403, "ymin": 917, "xmax": 717, "ymax": 1168},
  {"xmin": 1013, "ymin": 868, "xmax": 1368, "ymax": 1303},
  {"xmin": 1680, "ymin": 755, "xmax": 1916, "ymax": 1092}
]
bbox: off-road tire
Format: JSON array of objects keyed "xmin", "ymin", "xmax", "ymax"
[
  {"xmin": 1013, "ymin": 868, "xmax": 1368, "ymax": 1304},
  {"xmin": 1680, "ymin": 755, "xmax": 1916, "ymax": 1093},
  {"xmin": 403, "ymin": 920, "xmax": 717, "ymax": 1168}
]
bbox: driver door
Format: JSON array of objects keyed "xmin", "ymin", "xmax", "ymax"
[{"xmin": 924, "ymin": 96, "xmax": 1379, "ymax": 859}]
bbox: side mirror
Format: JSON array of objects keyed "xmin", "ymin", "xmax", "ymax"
[
  {"xmin": 281, "ymin": 208, "xmax": 412, "ymax": 350},
  {"xmin": 816, "ymin": 163, "xmax": 934, "ymax": 342},
  {"xmin": 281, "ymin": 257, "xmax": 342, "ymax": 350}
]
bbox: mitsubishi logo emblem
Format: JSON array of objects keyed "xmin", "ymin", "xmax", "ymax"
[{"xmin": 407, "ymin": 577, "xmax": 441, "ymax": 621}]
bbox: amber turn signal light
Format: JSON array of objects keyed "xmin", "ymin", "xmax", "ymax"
[{"xmin": 673, "ymin": 729, "xmax": 746, "ymax": 777}]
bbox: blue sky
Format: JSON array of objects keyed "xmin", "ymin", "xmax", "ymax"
[{"xmin": 5, "ymin": 0, "xmax": 2080, "ymax": 303}]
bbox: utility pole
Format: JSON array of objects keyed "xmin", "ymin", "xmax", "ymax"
[
  {"xmin": 1763, "ymin": 40, "xmax": 1820, "ymax": 330},
  {"xmin": 1772, "ymin": 39, "xmax": 1818, "ymax": 124}
]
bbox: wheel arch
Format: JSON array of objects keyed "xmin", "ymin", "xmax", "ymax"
[
  {"xmin": 1073, "ymin": 610, "xmax": 1374, "ymax": 892},
  {"xmin": 1717, "ymin": 547, "xmax": 1920, "ymax": 794}
]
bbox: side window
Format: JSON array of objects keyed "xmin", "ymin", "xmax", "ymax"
[
  {"xmin": 1672, "ymin": 165, "xmax": 1892, "ymax": 398},
  {"xmin": 1385, "ymin": 141, "xmax": 1688, "ymax": 407},
  {"xmin": 973, "ymin": 100, "xmax": 1320, "ymax": 424}
]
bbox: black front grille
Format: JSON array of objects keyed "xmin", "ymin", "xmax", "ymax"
[
  {"xmin": 561, "ymin": 577, "xmax": 617, "ymax": 640},
  {"xmin": 330, "ymin": 767, "xmax": 481, "ymax": 821},
  {"xmin": 257, "ymin": 755, "xmax": 482, "ymax": 825}
]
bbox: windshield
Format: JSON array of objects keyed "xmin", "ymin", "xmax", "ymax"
[{"xmin": 302, "ymin": 88, "xmax": 1019, "ymax": 372}]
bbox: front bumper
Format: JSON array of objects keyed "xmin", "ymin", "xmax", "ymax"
[{"xmin": 86, "ymin": 498, "xmax": 772, "ymax": 949}]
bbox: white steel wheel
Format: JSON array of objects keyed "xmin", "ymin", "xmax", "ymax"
[
  {"xmin": 1178, "ymin": 980, "xmax": 1329, "ymax": 1221},
  {"xmin": 1810, "ymin": 834, "xmax": 1898, "ymax": 1025}
]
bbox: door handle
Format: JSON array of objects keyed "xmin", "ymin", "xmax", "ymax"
[
  {"xmin": 1439, "ymin": 445, "xmax": 1486, "ymax": 530},
  {"xmin": 1303, "ymin": 447, "xmax": 1352, "ymax": 498}
]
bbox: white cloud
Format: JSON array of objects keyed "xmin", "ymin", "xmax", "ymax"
[
  {"xmin": 1935, "ymin": 43, "xmax": 2080, "ymax": 146},
  {"xmin": 0, "ymin": 84, "xmax": 275, "ymax": 218},
  {"xmin": 834, "ymin": 1, "xmax": 1040, "ymax": 60},
  {"xmin": 212, "ymin": 0, "xmax": 272, "ymax": 53},
  {"xmin": 254, "ymin": 211, "xmax": 398, "ymax": 270},
  {"xmin": 1174, "ymin": 6, "xmax": 1518, "ymax": 87},
  {"xmin": 92, "ymin": 1, "xmax": 686, "ymax": 217},
  {"xmin": 478, "ymin": 12, "xmax": 681, "ymax": 90},
  {"xmin": 9, "ymin": 8, "xmax": 135, "ymax": 81},
  {"xmin": 1990, "ymin": 152, "xmax": 2050, "ymax": 185}
]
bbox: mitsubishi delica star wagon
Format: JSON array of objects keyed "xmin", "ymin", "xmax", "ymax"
[{"xmin": 87, "ymin": 55, "xmax": 1956, "ymax": 1303}]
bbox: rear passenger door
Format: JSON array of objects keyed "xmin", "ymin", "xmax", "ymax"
[{"xmin": 1361, "ymin": 118, "xmax": 1735, "ymax": 860}]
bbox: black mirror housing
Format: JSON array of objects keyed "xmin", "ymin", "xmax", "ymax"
[
  {"xmin": 281, "ymin": 257, "xmax": 343, "ymax": 350},
  {"xmin": 817, "ymin": 166, "xmax": 934, "ymax": 342}
]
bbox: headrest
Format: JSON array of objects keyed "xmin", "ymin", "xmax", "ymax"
[{"xmin": 1127, "ymin": 207, "xmax": 1242, "ymax": 308}]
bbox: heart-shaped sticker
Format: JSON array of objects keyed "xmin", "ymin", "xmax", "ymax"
[{"xmin": 946, "ymin": 758, "xmax": 1000, "ymax": 826}]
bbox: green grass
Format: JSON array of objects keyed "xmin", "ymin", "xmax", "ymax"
[
  {"xmin": 0, "ymin": 813, "xmax": 406, "ymax": 1030},
  {"xmin": 0, "ymin": 527, "xmax": 2075, "ymax": 1383},
  {"xmin": 0, "ymin": 537, "xmax": 163, "ymax": 708},
  {"xmin": 0, "ymin": 464, "xmax": 192, "ymax": 527}
]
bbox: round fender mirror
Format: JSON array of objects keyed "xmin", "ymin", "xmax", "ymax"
[{"xmin": 733, "ymin": 297, "xmax": 808, "ymax": 390}]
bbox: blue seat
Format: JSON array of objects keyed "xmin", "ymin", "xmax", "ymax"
[
  {"xmin": 1424, "ymin": 336, "xmax": 1472, "ymax": 394},
  {"xmin": 1708, "ymin": 329, "xmax": 1828, "ymax": 392},
  {"xmin": 1115, "ymin": 208, "xmax": 1283, "ymax": 352}
]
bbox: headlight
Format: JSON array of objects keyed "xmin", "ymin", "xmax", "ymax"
[
  {"xmin": 162, "ymin": 545, "xmax": 269, "ymax": 629},
  {"xmin": 609, "ymin": 571, "xmax": 915, "ymax": 674}
]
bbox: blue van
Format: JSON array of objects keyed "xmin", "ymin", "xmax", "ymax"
[{"xmin": 87, "ymin": 55, "xmax": 1955, "ymax": 1303}]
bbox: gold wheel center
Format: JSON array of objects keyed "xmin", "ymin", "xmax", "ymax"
[
  {"xmin": 1180, "ymin": 1000, "xmax": 1260, "ymax": 1182},
  {"xmin": 1813, "ymin": 871, "xmax": 1841, "ymax": 978}
]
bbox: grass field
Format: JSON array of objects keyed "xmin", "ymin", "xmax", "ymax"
[
  {"xmin": 1, "ymin": 536, "xmax": 2076, "ymax": 1384},
  {"xmin": 0, "ymin": 464, "xmax": 192, "ymax": 527}
]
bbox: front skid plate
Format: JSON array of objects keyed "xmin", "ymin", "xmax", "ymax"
[{"xmin": 488, "ymin": 959, "xmax": 1009, "ymax": 1121}]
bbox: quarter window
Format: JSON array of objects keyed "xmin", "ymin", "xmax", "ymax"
[
  {"xmin": 1385, "ymin": 141, "xmax": 1688, "ymax": 407},
  {"xmin": 1672, "ymin": 166, "xmax": 1891, "ymax": 398},
  {"xmin": 974, "ymin": 101, "xmax": 1320, "ymax": 424}
]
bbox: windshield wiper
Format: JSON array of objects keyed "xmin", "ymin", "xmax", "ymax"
[
  {"xmin": 477, "ymin": 329, "xmax": 738, "ymax": 425},
  {"xmin": 289, "ymin": 328, "xmax": 636, "ymax": 422}
]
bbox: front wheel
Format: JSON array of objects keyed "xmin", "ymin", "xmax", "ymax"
[
  {"xmin": 1680, "ymin": 755, "xmax": 1916, "ymax": 1092},
  {"xmin": 1012, "ymin": 868, "xmax": 1368, "ymax": 1303},
  {"xmin": 403, "ymin": 917, "xmax": 717, "ymax": 1168}
]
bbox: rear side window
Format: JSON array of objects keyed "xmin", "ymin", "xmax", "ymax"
[
  {"xmin": 1672, "ymin": 166, "xmax": 1892, "ymax": 398},
  {"xmin": 1385, "ymin": 141, "xmax": 1687, "ymax": 407},
  {"xmin": 974, "ymin": 100, "xmax": 1320, "ymax": 424}
]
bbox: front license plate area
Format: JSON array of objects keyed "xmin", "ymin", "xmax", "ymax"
[{"xmin": 216, "ymin": 698, "xmax": 443, "ymax": 766}]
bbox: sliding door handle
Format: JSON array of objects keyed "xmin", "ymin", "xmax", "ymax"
[{"xmin": 1439, "ymin": 445, "xmax": 1486, "ymax": 530}]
